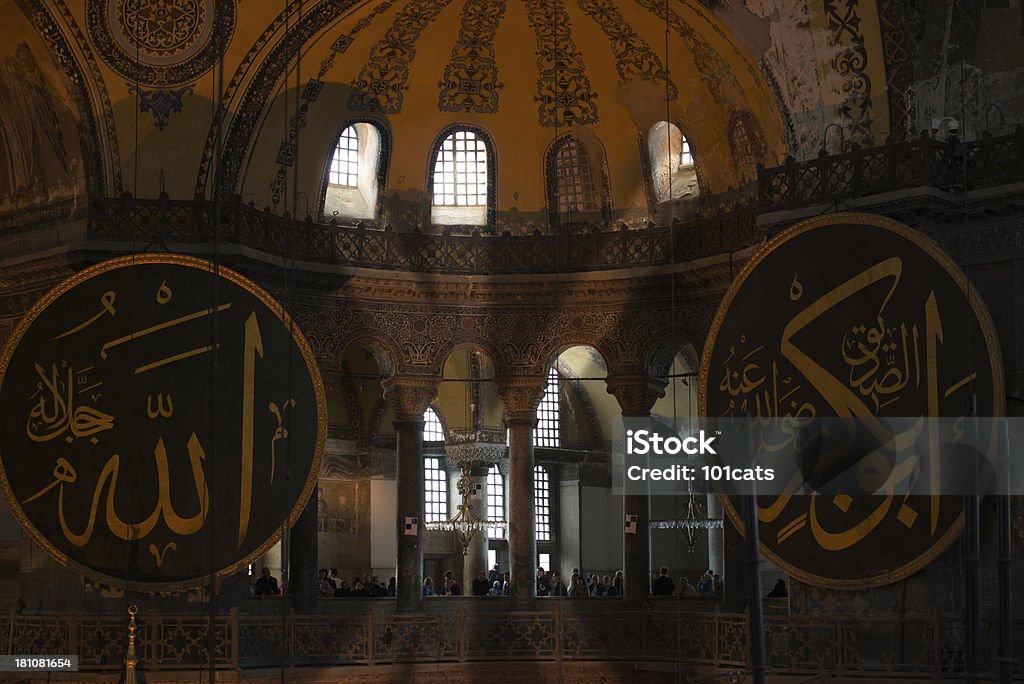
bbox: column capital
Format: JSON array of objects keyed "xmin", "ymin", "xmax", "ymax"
[
  {"xmin": 494, "ymin": 376, "xmax": 546, "ymax": 425},
  {"xmin": 445, "ymin": 430, "xmax": 507, "ymax": 470},
  {"xmin": 606, "ymin": 374, "xmax": 668, "ymax": 418},
  {"xmin": 382, "ymin": 376, "xmax": 439, "ymax": 423}
]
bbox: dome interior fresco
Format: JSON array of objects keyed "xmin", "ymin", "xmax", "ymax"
[
  {"xmin": 0, "ymin": 4, "xmax": 90, "ymax": 215},
  {"xmin": 9, "ymin": 0, "xmax": 1024, "ymax": 231}
]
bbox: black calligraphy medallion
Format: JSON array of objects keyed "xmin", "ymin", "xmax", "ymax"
[
  {"xmin": 0, "ymin": 255, "xmax": 326, "ymax": 589},
  {"xmin": 699, "ymin": 213, "xmax": 1003, "ymax": 588}
]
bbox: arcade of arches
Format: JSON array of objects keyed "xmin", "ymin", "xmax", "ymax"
[{"xmin": 1, "ymin": 0, "xmax": 1024, "ymax": 681}]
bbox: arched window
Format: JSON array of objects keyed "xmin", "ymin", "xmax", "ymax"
[
  {"xmin": 648, "ymin": 121, "xmax": 697, "ymax": 202},
  {"xmin": 322, "ymin": 121, "xmax": 385, "ymax": 221},
  {"xmin": 727, "ymin": 109, "xmax": 767, "ymax": 185},
  {"xmin": 486, "ymin": 464, "xmax": 505, "ymax": 539},
  {"xmin": 329, "ymin": 125, "xmax": 359, "ymax": 187},
  {"xmin": 552, "ymin": 137, "xmax": 598, "ymax": 214},
  {"xmin": 423, "ymin": 407, "xmax": 445, "ymax": 442},
  {"xmin": 424, "ymin": 455, "xmax": 448, "ymax": 523},
  {"xmin": 534, "ymin": 465, "xmax": 551, "ymax": 541},
  {"xmin": 429, "ymin": 127, "xmax": 493, "ymax": 226},
  {"xmin": 534, "ymin": 367, "xmax": 560, "ymax": 448}
]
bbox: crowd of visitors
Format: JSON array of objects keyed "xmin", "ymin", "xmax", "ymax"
[
  {"xmin": 252, "ymin": 564, "xmax": 725, "ymax": 599},
  {"xmin": 318, "ymin": 568, "xmax": 396, "ymax": 597},
  {"xmin": 421, "ymin": 566, "xmax": 630, "ymax": 598},
  {"xmin": 651, "ymin": 566, "xmax": 723, "ymax": 596}
]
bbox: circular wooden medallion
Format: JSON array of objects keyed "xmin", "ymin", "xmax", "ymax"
[
  {"xmin": 0, "ymin": 255, "xmax": 325, "ymax": 590},
  {"xmin": 699, "ymin": 213, "xmax": 1002, "ymax": 588}
]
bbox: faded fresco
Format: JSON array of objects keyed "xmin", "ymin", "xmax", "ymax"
[{"xmin": 0, "ymin": 35, "xmax": 82, "ymax": 213}]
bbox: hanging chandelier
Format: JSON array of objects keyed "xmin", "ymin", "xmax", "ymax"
[
  {"xmin": 425, "ymin": 466, "xmax": 506, "ymax": 554},
  {"xmin": 423, "ymin": 433, "xmax": 507, "ymax": 554},
  {"xmin": 649, "ymin": 398, "xmax": 723, "ymax": 552},
  {"xmin": 650, "ymin": 486, "xmax": 724, "ymax": 552}
]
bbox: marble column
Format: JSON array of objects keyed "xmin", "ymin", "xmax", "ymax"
[
  {"xmin": 383, "ymin": 377, "xmax": 438, "ymax": 612},
  {"xmin": 495, "ymin": 377, "xmax": 545, "ymax": 603},
  {"xmin": 607, "ymin": 374, "xmax": 668, "ymax": 604},
  {"xmin": 462, "ymin": 463, "xmax": 490, "ymax": 586}
]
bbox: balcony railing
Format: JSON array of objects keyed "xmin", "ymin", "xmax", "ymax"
[
  {"xmin": 758, "ymin": 127, "xmax": 1024, "ymax": 212},
  {"xmin": 1, "ymin": 604, "xmax": 1019, "ymax": 679},
  {"xmin": 86, "ymin": 195, "xmax": 761, "ymax": 275}
]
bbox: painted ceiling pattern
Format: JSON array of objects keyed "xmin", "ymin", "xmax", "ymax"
[
  {"xmin": 522, "ymin": 0, "xmax": 600, "ymax": 127},
  {"xmin": 85, "ymin": 0, "xmax": 235, "ymax": 86},
  {"xmin": 348, "ymin": 0, "xmax": 456, "ymax": 114},
  {"xmin": 632, "ymin": 0, "xmax": 742, "ymax": 106},
  {"xmin": 575, "ymin": 0, "xmax": 677, "ymax": 99},
  {"xmin": 825, "ymin": 0, "xmax": 874, "ymax": 145},
  {"xmin": 437, "ymin": 0, "xmax": 506, "ymax": 114}
]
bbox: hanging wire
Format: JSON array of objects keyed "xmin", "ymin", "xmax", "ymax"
[
  {"xmin": 276, "ymin": 0, "xmax": 301, "ymax": 680},
  {"xmin": 117, "ymin": 4, "xmax": 144, "ymax": 669},
  {"xmin": 282, "ymin": 0, "xmax": 305, "ymax": 678},
  {"xmin": 203, "ymin": 0, "xmax": 229, "ymax": 677},
  {"xmin": 660, "ymin": 2, "xmax": 686, "ymax": 675}
]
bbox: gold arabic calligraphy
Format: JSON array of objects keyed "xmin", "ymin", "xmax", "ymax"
[{"xmin": 717, "ymin": 257, "xmax": 979, "ymax": 552}]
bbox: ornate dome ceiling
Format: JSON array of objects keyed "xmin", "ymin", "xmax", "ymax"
[
  {"xmin": 8, "ymin": 0, "xmax": 955, "ymax": 226},
  {"xmin": 239, "ymin": 0, "xmax": 788, "ymax": 227}
]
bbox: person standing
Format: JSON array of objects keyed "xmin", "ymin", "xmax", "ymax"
[
  {"xmin": 549, "ymin": 571, "xmax": 567, "ymax": 596},
  {"xmin": 255, "ymin": 568, "xmax": 278, "ymax": 595},
  {"xmin": 652, "ymin": 566, "xmax": 675, "ymax": 596},
  {"xmin": 536, "ymin": 566, "xmax": 551, "ymax": 597},
  {"xmin": 472, "ymin": 570, "xmax": 490, "ymax": 596}
]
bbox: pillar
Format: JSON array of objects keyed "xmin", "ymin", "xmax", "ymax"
[
  {"xmin": 383, "ymin": 377, "xmax": 439, "ymax": 612},
  {"xmin": 707, "ymin": 493, "xmax": 725, "ymax": 577},
  {"xmin": 462, "ymin": 463, "xmax": 490, "ymax": 586},
  {"xmin": 606, "ymin": 374, "xmax": 668, "ymax": 604},
  {"xmin": 722, "ymin": 515, "xmax": 747, "ymax": 610},
  {"xmin": 495, "ymin": 377, "xmax": 545, "ymax": 603}
]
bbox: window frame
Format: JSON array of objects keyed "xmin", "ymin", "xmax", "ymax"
[
  {"xmin": 534, "ymin": 367, "xmax": 560, "ymax": 448},
  {"xmin": 426, "ymin": 124, "xmax": 497, "ymax": 229},
  {"xmin": 486, "ymin": 463, "xmax": 505, "ymax": 539},
  {"xmin": 423, "ymin": 406, "xmax": 445, "ymax": 443},
  {"xmin": 329, "ymin": 125, "xmax": 360, "ymax": 187},
  {"xmin": 552, "ymin": 136, "xmax": 598, "ymax": 214},
  {"xmin": 318, "ymin": 117, "xmax": 390, "ymax": 222},
  {"xmin": 544, "ymin": 133, "xmax": 612, "ymax": 230},
  {"xmin": 642, "ymin": 120, "xmax": 703, "ymax": 205},
  {"xmin": 424, "ymin": 455, "xmax": 449, "ymax": 524},
  {"xmin": 534, "ymin": 464, "xmax": 552, "ymax": 542}
]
